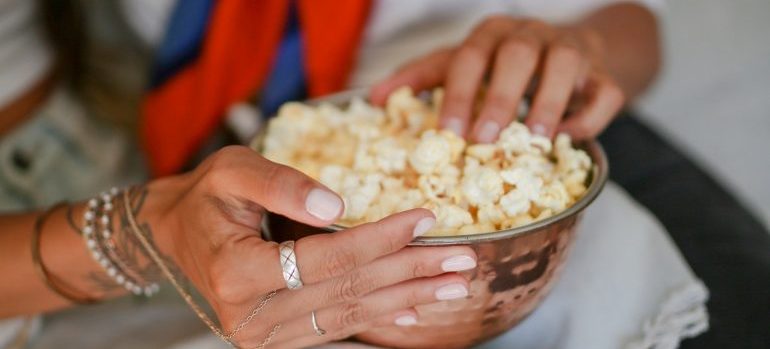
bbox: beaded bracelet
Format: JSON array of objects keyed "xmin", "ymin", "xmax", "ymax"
[{"xmin": 82, "ymin": 188, "xmax": 160, "ymax": 296}]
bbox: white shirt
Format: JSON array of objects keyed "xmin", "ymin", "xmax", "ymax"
[{"xmin": 120, "ymin": 0, "xmax": 663, "ymax": 88}]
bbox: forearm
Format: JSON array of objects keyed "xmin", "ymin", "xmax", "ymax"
[
  {"xmin": 0, "ymin": 180, "xmax": 179, "ymax": 318},
  {"xmin": 570, "ymin": 3, "xmax": 662, "ymax": 100}
]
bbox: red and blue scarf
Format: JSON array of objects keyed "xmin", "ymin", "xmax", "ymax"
[{"xmin": 142, "ymin": 0, "xmax": 372, "ymax": 176}]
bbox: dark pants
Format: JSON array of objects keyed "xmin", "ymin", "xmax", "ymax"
[{"xmin": 598, "ymin": 114, "xmax": 770, "ymax": 348}]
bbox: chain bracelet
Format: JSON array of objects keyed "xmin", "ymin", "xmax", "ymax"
[
  {"xmin": 122, "ymin": 188, "xmax": 280, "ymax": 349},
  {"xmin": 225, "ymin": 290, "xmax": 278, "ymax": 340}
]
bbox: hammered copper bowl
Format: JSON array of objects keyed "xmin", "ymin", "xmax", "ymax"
[{"xmin": 256, "ymin": 90, "xmax": 609, "ymax": 349}]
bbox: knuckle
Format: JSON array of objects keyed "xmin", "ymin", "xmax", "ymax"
[
  {"xmin": 369, "ymin": 220, "xmax": 403, "ymax": 253},
  {"xmin": 499, "ymin": 38, "xmax": 539, "ymax": 60},
  {"xmin": 533, "ymin": 100, "xmax": 563, "ymax": 119},
  {"xmin": 445, "ymin": 91, "xmax": 473, "ymax": 109},
  {"xmin": 337, "ymin": 302, "xmax": 368, "ymax": 328},
  {"xmin": 208, "ymin": 264, "xmax": 243, "ymax": 303},
  {"xmin": 485, "ymin": 92, "xmax": 516, "ymax": 112},
  {"xmin": 550, "ymin": 43, "xmax": 582, "ymax": 64},
  {"xmin": 409, "ymin": 258, "xmax": 430, "ymax": 278},
  {"xmin": 455, "ymin": 45, "xmax": 488, "ymax": 66},
  {"xmin": 321, "ymin": 245, "xmax": 358, "ymax": 279},
  {"xmin": 403, "ymin": 288, "xmax": 423, "ymax": 307},
  {"xmin": 331, "ymin": 271, "xmax": 371, "ymax": 302},
  {"xmin": 600, "ymin": 80, "xmax": 626, "ymax": 106},
  {"xmin": 572, "ymin": 119, "xmax": 594, "ymax": 137},
  {"xmin": 481, "ymin": 15, "xmax": 510, "ymax": 28}
]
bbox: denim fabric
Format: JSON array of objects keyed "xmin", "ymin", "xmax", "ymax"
[{"xmin": 0, "ymin": 87, "xmax": 147, "ymax": 212}]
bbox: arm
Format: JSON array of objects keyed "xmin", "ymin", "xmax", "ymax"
[
  {"xmin": 0, "ymin": 146, "xmax": 477, "ymax": 348},
  {"xmin": 372, "ymin": 2, "xmax": 662, "ymax": 141},
  {"xmin": 571, "ymin": 3, "xmax": 661, "ymax": 101},
  {"xmin": 0, "ymin": 180, "xmax": 175, "ymax": 316}
]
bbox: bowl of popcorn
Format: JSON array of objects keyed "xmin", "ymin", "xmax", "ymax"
[{"xmin": 256, "ymin": 87, "xmax": 608, "ymax": 349}]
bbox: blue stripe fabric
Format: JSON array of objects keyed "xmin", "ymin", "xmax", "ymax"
[
  {"xmin": 259, "ymin": 3, "xmax": 307, "ymax": 116},
  {"xmin": 150, "ymin": 0, "xmax": 307, "ymax": 117},
  {"xmin": 150, "ymin": 0, "xmax": 214, "ymax": 88}
]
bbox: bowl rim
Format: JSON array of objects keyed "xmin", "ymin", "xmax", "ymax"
[{"xmin": 257, "ymin": 88, "xmax": 609, "ymax": 246}]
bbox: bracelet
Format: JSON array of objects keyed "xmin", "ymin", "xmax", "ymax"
[
  {"xmin": 121, "ymin": 188, "xmax": 281, "ymax": 348},
  {"xmin": 31, "ymin": 202, "xmax": 99, "ymax": 305},
  {"xmin": 82, "ymin": 188, "xmax": 160, "ymax": 296}
]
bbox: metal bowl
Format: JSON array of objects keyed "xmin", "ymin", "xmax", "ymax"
[{"xmin": 256, "ymin": 89, "xmax": 609, "ymax": 349}]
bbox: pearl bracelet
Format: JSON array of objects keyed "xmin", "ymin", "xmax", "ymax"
[{"xmin": 82, "ymin": 187, "xmax": 160, "ymax": 296}]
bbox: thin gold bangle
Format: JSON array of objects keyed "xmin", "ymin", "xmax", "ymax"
[{"xmin": 31, "ymin": 202, "xmax": 100, "ymax": 305}]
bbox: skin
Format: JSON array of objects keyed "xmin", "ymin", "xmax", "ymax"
[
  {"xmin": 0, "ymin": 3, "xmax": 659, "ymax": 348},
  {"xmin": 0, "ymin": 146, "xmax": 477, "ymax": 348},
  {"xmin": 371, "ymin": 3, "xmax": 661, "ymax": 142}
]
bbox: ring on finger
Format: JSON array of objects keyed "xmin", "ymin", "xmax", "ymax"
[
  {"xmin": 279, "ymin": 240, "xmax": 303, "ymax": 290},
  {"xmin": 311, "ymin": 311, "xmax": 326, "ymax": 336}
]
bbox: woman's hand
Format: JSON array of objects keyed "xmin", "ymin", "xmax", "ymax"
[
  {"xmin": 143, "ymin": 146, "xmax": 477, "ymax": 348},
  {"xmin": 371, "ymin": 16, "xmax": 626, "ymax": 142}
]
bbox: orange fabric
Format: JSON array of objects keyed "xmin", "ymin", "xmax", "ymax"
[
  {"xmin": 299, "ymin": 0, "xmax": 373, "ymax": 97},
  {"xmin": 141, "ymin": 0, "xmax": 372, "ymax": 177}
]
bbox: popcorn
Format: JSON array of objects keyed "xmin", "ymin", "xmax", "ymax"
[
  {"xmin": 461, "ymin": 166, "xmax": 504, "ymax": 206},
  {"xmin": 418, "ymin": 170, "xmax": 459, "ymax": 202},
  {"xmin": 340, "ymin": 173, "xmax": 383, "ymax": 221},
  {"xmin": 261, "ymin": 87, "xmax": 592, "ymax": 236},
  {"xmin": 477, "ymin": 203, "xmax": 505, "ymax": 225},
  {"xmin": 466, "ymin": 144, "xmax": 498, "ymax": 163},
  {"xmin": 532, "ymin": 181, "xmax": 570, "ymax": 212},
  {"xmin": 431, "ymin": 203, "xmax": 474, "ymax": 230},
  {"xmin": 499, "ymin": 189, "xmax": 532, "ymax": 217},
  {"xmin": 409, "ymin": 130, "xmax": 453, "ymax": 175},
  {"xmin": 500, "ymin": 168, "xmax": 543, "ymax": 201}
]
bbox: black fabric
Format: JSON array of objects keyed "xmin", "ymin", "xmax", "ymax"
[{"xmin": 598, "ymin": 114, "xmax": 770, "ymax": 348}]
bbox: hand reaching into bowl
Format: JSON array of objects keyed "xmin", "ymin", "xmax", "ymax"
[{"xmin": 371, "ymin": 4, "xmax": 660, "ymax": 142}]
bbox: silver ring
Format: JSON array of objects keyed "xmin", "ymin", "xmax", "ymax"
[
  {"xmin": 311, "ymin": 311, "xmax": 326, "ymax": 336},
  {"xmin": 279, "ymin": 240, "xmax": 303, "ymax": 290}
]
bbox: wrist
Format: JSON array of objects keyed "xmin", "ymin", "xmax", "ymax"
[{"xmin": 133, "ymin": 175, "xmax": 189, "ymax": 266}]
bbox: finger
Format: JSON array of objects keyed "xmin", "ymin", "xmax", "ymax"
[
  {"xmin": 268, "ymin": 245, "xmax": 476, "ymax": 323},
  {"xmin": 295, "ymin": 209, "xmax": 437, "ymax": 284},
  {"xmin": 268, "ymin": 273, "xmax": 469, "ymax": 345},
  {"xmin": 273, "ymin": 309, "xmax": 419, "ymax": 349},
  {"xmin": 370, "ymin": 48, "xmax": 453, "ymax": 106},
  {"xmin": 471, "ymin": 34, "xmax": 541, "ymax": 143},
  {"xmin": 439, "ymin": 18, "xmax": 515, "ymax": 137},
  {"xmin": 202, "ymin": 146, "xmax": 344, "ymax": 226},
  {"xmin": 525, "ymin": 40, "xmax": 584, "ymax": 138},
  {"xmin": 557, "ymin": 73, "xmax": 625, "ymax": 139},
  {"xmin": 208, "ymin": 209, "xmax": 436, "ymax": 304}
]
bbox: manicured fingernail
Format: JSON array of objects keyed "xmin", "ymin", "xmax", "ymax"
[
  {"xmin": 435, "ymin": 283, "xmax": 468, "ymax": 301},
  {"xmin": 305, "ymin": 188, "xmax": 343, "ymax": 221},
  {"xmin": 530, "ymin": 123, "xmax": 547, "ymax": 136},
  {"xmin": 413, "ymin": 217, "xmax": 436, "ymax": 237},
  {"xmin": 394, "ymin": 315, "xmax": 418, "ymax": 326},
  {"xmin": 444, "ymin": 118, "xmax": 464, "ymax": 137},
  {"xmin": 477, "ymin": 121, "xmax": 500, "ymax": 143},
  {"xmin": 441, "ymin": 255, "xmax": 477, "ymax": 272}
]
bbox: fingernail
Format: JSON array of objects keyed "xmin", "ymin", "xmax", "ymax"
[
  {"xmin": 477, "ymin": 121, "xmax": 500, "ymax": 143},
  {"xmin": 305, "ymin": 188, "xmax": 343, "ymax": 221},
  {"xmin": 444, "ymin": 118, "xmax": 464, "ymax": 137},
  {"xmin": 394, "ymin": 315, "xmax": 418, "ymax": 327},
  {"xmin": 530, "ymin": 123, "xmax": 547, "ymax": 136},
  {"xmin": 441, "ymin": 255, "xmax": 477, "ymax": 272},
  {"xmin": 413, "ymin": 217, "xmax": 436, "ymax": 237},
  {"xmin": 435, "ymin": 283, "xmax": 468, "ymax": 301}
]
